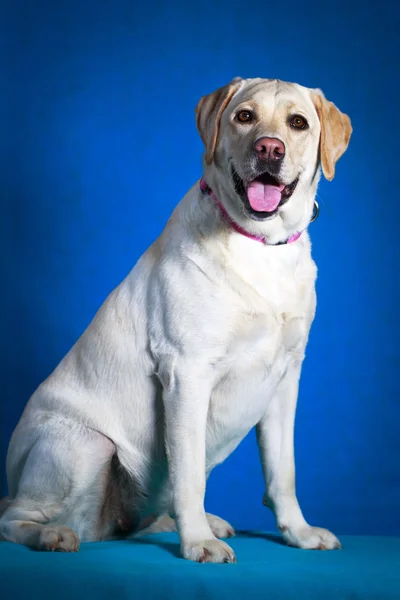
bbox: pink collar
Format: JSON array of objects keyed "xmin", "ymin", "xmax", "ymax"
[{"xmin": 199, "ymin": 177, "xmax": 302, "ymax": 246}]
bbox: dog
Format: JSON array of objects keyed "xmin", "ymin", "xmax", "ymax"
[{"xmin": 0, "ymin": 77, "xmax": 352, "ymax": 562}]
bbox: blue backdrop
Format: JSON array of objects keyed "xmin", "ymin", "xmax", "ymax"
[{"xmin": 1, "ymin": 0, "xmax": 399, "ymax": 536}]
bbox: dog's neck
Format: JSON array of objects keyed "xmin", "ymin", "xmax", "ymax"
[{"xmin": 199, "ymin": 177, "xmax": 302, "ymax": 246}]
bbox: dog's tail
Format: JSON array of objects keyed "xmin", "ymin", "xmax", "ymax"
[{"xmin": 0, "ymin": 497, "xmax": 11, "ymax": 518}]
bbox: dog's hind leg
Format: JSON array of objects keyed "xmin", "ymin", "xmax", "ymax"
[{"xmin": 0, "ymin": 419, "xmax": 117, "ymax": 551}]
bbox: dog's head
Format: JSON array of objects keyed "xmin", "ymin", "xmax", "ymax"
[{"xmin": 196, "ymin": 78, "xmax": 352, "ymax": 243}]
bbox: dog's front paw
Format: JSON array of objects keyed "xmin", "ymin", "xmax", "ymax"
[
  {"xmin": 182, "ymin": 538, "xmax": 236, "ymax": 563},
  {"xmin": 281, "ymin": 524, "xmax": 341, "ymax": 550}
]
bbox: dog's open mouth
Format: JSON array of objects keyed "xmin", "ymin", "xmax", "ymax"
[{"xmin": 231, "ymin": 167, "xmax": 299, "ymax": 221}]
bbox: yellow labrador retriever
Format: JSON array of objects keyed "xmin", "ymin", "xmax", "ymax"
[{"xmin": 0, "ymin": 77, "xmax": 352, "ymax": 562}]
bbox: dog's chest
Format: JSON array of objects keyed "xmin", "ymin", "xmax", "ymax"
[{"xmin": 206, "ymin": 242, "xmax": 315, "ymax": 466}]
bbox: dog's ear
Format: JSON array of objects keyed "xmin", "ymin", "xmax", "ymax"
[
  {"xmin": 196, "ymin": 78, "xmax": 243, "ymax": 165},
  {"xmin": 311, "ymin": 90, "xmax": 352, "ymax": 181}
]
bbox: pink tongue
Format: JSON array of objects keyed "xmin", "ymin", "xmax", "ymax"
[{"xmin": 247, "ymin": 181, "xmax": 283, "ymax": 212}]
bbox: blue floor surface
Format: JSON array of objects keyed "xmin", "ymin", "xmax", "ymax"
[{"xmin": 1, "ymin": 532, "xmax": 399, "ymax": 599}]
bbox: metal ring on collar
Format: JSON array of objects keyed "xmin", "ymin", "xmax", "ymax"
[{"xmin": 310, "ymin": 200, "xmax": 319, "ymax": 223}]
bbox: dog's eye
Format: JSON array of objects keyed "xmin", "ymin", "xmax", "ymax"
[
  {"xmin": 289, "ymin": 115, "xmax": 308, "ymax": 130},
  {"xmin": 236, "ymin": 110, "xmax": 253, "ymax": 123}
]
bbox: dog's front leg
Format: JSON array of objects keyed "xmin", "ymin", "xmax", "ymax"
[
  {"xmin": 256, "ymin": 364, "xmax": 341, "ymax": 550},
  {"xmin": 162, "ymin": 362, "xmax": 236, "ymax": 563}
]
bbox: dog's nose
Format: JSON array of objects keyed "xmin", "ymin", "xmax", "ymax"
[{"xmin": 254, "ymin": 137, "xmax": 285, "ymax": 161}]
